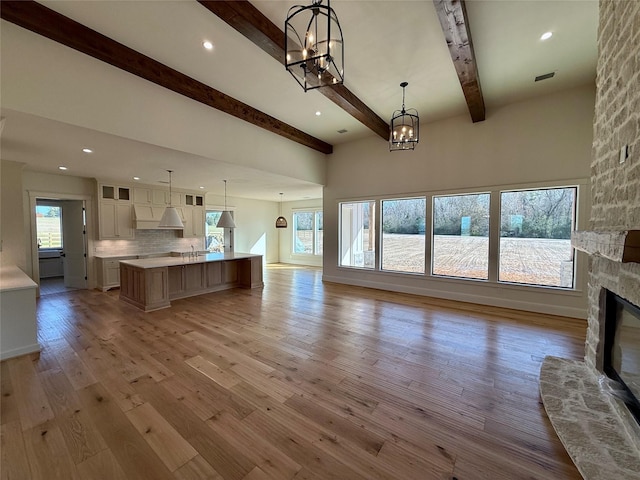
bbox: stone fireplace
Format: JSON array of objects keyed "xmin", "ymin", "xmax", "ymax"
[{"xmin": 539, "ymin": 1, "xmax": 640, "ymax": 478}]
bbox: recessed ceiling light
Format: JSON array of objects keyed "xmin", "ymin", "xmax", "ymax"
[
  {"xmin": 315, "ymin": 111, "xmax": 321, "ymax": 116},
  {"xmin": 58, "ymin": 166, "xmax": 68, "ymax": 170},
  {"xmin": 199, "ymin": 186, "xmax": 205, "ymax": 189},
  {"xmin": 540, "ymin": 31, "xmax": 553, "ymax": 41},
  {"xmin": 82, "ymin": 148, "xmax": 93, "ymax": 153},
  {"xmin": 133, "ymin": 176, "xmax": 140, "ymax": 181},
  {"xmin": 203, "ymin": 40, "xmax": 214, "ymax": 50}
]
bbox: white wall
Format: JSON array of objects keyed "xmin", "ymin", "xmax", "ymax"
[
  {"xmin": 203, "ymin": 195, "xmax": 324, "ymax": 266},
  {"xmin": 205, "ymin": 193, "xmax": 280, "ymax": 264},
  {"xmin": 323, "ymin": 85, "xmax": 595, "ymax": 318},
  {"xmin": 1, "ymin": 160, "xmax": 26, "ymax": 270},
  {"xmin": 278, "ymin": 199, "xmax": 323, "ymax": 267},
  {"xmin": 22, "ymin": 171, "xmax": 96, "ymax": 285}
]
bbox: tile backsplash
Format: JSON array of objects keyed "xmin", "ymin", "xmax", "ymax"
[{"xmin": 94, "ymin": 230, "xmax": 204, "ymax": 256}]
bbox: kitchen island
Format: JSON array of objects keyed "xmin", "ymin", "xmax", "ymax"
[{"xmin": 119, "ymin": 252, "xmax": 263, "ymax": 311}]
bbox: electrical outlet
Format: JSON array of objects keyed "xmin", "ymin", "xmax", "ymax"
[{"xmin": 619, "ymin": 145, "xmax": 629, "ymax": 164}]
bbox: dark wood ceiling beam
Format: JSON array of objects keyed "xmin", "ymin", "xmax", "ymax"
[
  {"xmin": 199, "ymin": 0, "xmax": 390, "ymax": 140},
  {"xmin": 433, "ymin": 0, "xmax": 485, "ymax": 123},
  {"xmin": 0, "ymin": 0, "xmax": 332, "ymax": 154}
]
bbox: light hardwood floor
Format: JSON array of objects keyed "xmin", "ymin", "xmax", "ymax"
[{"xmin": 1, "ymin": 264, "xmax": 585, "ymax": 479}]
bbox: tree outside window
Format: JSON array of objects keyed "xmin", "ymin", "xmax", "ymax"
[
  {"xmin": 432, "ymin": 193, "xmax": 490, "ymax": 279},
  {"xmin": 499, "ymin": 187, "xmax": 576, "ymax": 287},
  {"xmin": 205, "ymin": 211, "xmax": 224, "ymax": 252},
  {"xmin": 381, "ymin": 197, "xmax": 426, "ymax": 273}
]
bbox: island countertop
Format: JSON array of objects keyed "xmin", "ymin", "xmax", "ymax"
[{"xmin": 119, "ymin": 252, "xmax": 262, "ymax": 269}]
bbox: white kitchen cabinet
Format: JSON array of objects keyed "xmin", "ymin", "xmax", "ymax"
[
  {"xmin": 96, "ymin": 258, "xmax": 121, "ymax": 291},
  {"xmin": 180, "ymin": 206, "xmax": 205, "ymax": 238},
  {"xmin": 98, "ymin": 182, "xmax": 134, "ymax": 240},
  {"xmin": 96, "ymin": 256, "xmax": 136, "ymax": 291},
  {"xmin": 100, "ymin": 184, "xmax": 130, "ymax": 201},
  {"xmin": 184, "ymin": 194, "xmax": 204, "ymax": 206},
  {"xmin": 133, "ymin": 187, "xmax": 152, "ymax": 204},
  {"xmin": 152, "ymin": 189, "xmax": 181, "ymax": 206},
  {"xmin": 99, "ymin": 202, "xmax": 134, "ymax": 239}
]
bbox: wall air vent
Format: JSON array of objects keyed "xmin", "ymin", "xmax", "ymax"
[
  {"xmin": 337, "ymin": 129, "xmax": 348, "ymax": 134},
  {"xmin": 535, "ymin": 72, "xmax": 555, "ymax": 82}
]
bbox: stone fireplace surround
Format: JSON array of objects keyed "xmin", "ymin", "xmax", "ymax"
[
  {"xmin": 539, "ymin": 231, "xmax": 640, "ymax": 479},
  {"xmin": 539, "ymin": 1, "xmax": 640, "ymax": 477}
]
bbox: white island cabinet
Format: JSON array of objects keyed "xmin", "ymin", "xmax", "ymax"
[{"xmin": 119, "ymin": 253, "xmax": 263, "ymax": 312}]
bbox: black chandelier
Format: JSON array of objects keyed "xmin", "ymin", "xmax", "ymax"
[
  {"xmin": 285, "ymin": 0, "xmax": 344, "ymax": 92},
  {"xmin": 389, "ymin": 82, "xmax": 419, "ymax": 151}
]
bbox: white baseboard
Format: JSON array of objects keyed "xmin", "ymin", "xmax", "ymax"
[
  {"xmin": 0, "ymin": 343, "xmax": 41, "ymax": 361},
  {"xmin": 321, "ymin": 275, "xmax": 587, "ymax": 319}
]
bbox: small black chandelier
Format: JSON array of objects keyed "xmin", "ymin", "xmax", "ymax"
[
  {"xmin": 275, "ymin": 193, "xmax": 288, "ymax": 228},
  {"xmin": 389, "ymin": 82, "xmax": 419, "ymax": 151},
  {"xmin": 285, "ymin": 0, "xmax": 344, "ymax": 92}
]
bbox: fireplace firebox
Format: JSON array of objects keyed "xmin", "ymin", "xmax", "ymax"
[{"xmin": 603, "ymin": 289, "xmax": 640, "ymax": 426}]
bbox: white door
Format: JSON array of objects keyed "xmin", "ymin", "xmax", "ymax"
[{"xmin": 62, "ymin": 200, "xmax": 87, "ymax": 289}]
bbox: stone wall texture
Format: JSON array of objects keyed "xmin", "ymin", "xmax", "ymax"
[{"xmin": 587, "ymin": 0, "xmax": 640, "ymax": 370}]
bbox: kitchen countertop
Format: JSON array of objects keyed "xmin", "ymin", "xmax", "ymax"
[
  {"xmin": 119, "ymin": 252, "xmax": 261, "ymax": 269},
  {"xmin": 0, "ymin": 265, "xmax": 38, "ymax": 292}
]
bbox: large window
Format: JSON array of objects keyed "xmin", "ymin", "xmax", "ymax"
[
  {"xmin": 339, "ymin": 201, "xmax": 375, "ymax": 268},
  {"xmin": 337, "ymin": 183, "xmax": 580, "ymax": 292},
  {"xmin": 381, "ymin": 197, "xmax": 426, "ymax": 273},
  {"xmin": 293, "ymin": 210, "xmax": 323, "ymax": 255},
  {"xmin": 499, "ymin": 187, "xmax": 576, "ymax": 288},
  {"xmin": 36, "ymin": 205, "xmax": 63, "ymax": 249},
  {"xmin": 205, "ymin": 211, "xmax": 224, "ymax": 252},
  {"xmin": 432, "ymin": 193, "xmax": 490, "ymax": 279}
]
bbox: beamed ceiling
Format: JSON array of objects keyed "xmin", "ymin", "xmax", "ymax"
[{"xmin": 0, "ymin": 0, "xmax": 597, "ymax": 201}]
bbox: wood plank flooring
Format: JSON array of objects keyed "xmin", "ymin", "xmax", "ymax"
[{"xmin": 1, "ymin": 264, "xmax": 585, "ymax": 479}]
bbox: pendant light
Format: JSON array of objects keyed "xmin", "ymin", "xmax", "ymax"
[
  {"xmin": 285, "ymin": 0, "xmax": 344, "ymax": 91},
  {"xmin": 275, "ymin": 192, "xmax": 288, "ymax": 228},
  {"xmin": 158, "ymin": 170, "xmax": 184, "ymax": 229},
  {"xmin": 389, "ymin": 81, "xmax": 419, "ymax": 151},
  {"xmin": 216, "ymin": 179, "xmax": 236, "ymax": 228}
]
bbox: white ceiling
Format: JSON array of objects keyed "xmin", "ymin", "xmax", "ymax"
[{"xmin": 0, "ymin": 0, "xmax": 598, "ymax": 201}]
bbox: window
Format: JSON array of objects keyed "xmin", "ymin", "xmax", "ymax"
[
  {"xmin": 316, "ymin": 211, "xmax": 323, "ymax": 255},
  {"xmin": 432, "ymin": 193, "xmax": 490, "ymax": 279},
  {"xmin": 499, "ymin": 187, "xmax": 576, "ymax": 287},
  {"xmin": 205, "ymin": 211, "xmax": 224, "ymax": 253},
  {"xmin": 339, "ymin": 201, "xmax": 375, "ymax": 268},
  {"xmin": 36, "ymin": 205, "xmax": 63, "ymax": 249},
  {"xmin": 293, "ymin": 210, "xmax": 323, "ymax": 255},
  {"xmin": 381, "ymin": 197, "xmax": 426, "ymax": 273}
]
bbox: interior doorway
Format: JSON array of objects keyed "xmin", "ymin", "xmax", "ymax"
[{"xmin": 34, "ymin": 198, "xmax": 88, "ymax": 294}]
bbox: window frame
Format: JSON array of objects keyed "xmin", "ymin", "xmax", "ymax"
[
  {"xmin": 336, "ymin": 179, "xmax": 586, "ymax": 293},
  {"xmin": 292, "ymin": 208, "xmax": 323, "ymax": 257},
  {"xmin": 35, "ymin": 204, "xmax": 64, "ymax": 250},
  {"xmin": 380, "ymin": 196, "xmax": 427, "ymax": 275},
  {"xmin": 431, "ymin": 191, "xmax": 491, "ymax": 281},
  {"xmin": 497, "ymin": 185, "xmax": 578, "ymax": 289},
  {"xmin": 338, "ymin": 200, "xmax": 376, "ymax": 269},
  {"xmin": 204, "ymin": 210, "xmax": 226, "ymax": 253}
]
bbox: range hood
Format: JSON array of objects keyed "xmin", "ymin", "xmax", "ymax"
[{"xmin": 134, "ymin": 205, "xmax": 186, "ymax": 230}]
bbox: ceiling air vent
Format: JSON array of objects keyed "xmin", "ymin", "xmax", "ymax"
[
  {"xmin": 337, "ymin": 129, "xmax": 348, "ymax": 134},
  {"xmin": 535, "ymin": 72, "xmax": 555, "ymax": 82}
]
